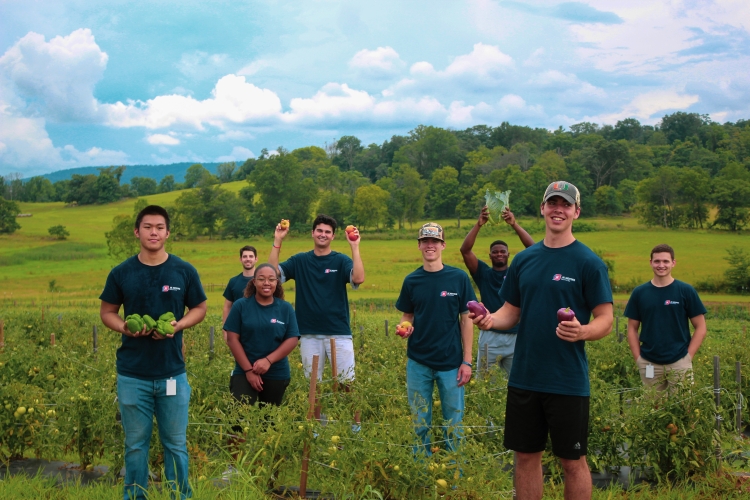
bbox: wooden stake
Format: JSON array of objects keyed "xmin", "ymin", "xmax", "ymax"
[
  {"xmin": 713, "ymin": 356, "xmax": 722, "ymax": 469},
  {"xmin": 330, "ymin": 338, "xmax": 338, "ymax": 392},
  {"xmin": 300, "ymin": 354, "xmax": 319, "ymax": 499},
  {"xmin": 209, "ymin": 326, "xmax": 215, "ymax": 361},
  {"xmin": 93, "ymin": 325, "xmax": 98, "ymax": 353},
  {"xmin": 50, "ymin": 333, "xmax": 55, "ymax": 346},
  {"xmin": 737, "ymin": 362, "xmax": 742, "ymax": 435},
  {"xmin": 0, "ymin": 319, "xmax": 4, "ymax": 349},
  {"xmin": 484, "ymin": 343, "xmax": 490, "ymax": 378},
  {"xmin": 385, "ymin": 319, "xmax": 389, "ymax": 337}
]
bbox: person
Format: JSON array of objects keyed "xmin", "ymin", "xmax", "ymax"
[
  {"xmin": 99, "ymin": 205, "xmax": 207, "ymax": 500},
  {"xmin": 473, "ymin": 181, "xmax": 613, "ymax": 500},
  {"xmin": 222, "ymin": 245, "xmax": 258, "ymax": 342},
  {"xmin": 224, "ymin": 263, "xmax": 300, "ymax": 407},
  {"xmin": 269, "ymin": 214, "xmax": 365, "ymax": 427},
  {"xmin": 625, "ymin": 244, "xmax": 707, "ymax": 392},
  {"xmin": 396, "ymin": 222, "xmax": 476, "ymax": 455},
  {"xmin": 460, "ymin": 206, "xmax": 534, "ymax": 376}
]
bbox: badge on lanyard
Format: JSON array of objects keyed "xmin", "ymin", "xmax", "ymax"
[{"xmin": 166, "ymin": 378, "xmax": 176, "ymax": 396}]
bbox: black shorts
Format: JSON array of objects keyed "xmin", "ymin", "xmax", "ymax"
[
  {"xmin": 503, "ymin": 386, "xmax": 589, "ymax": 460},
  {"xmin": 229, "ymin": 373, "xmax": 290, "ymax": 407}
]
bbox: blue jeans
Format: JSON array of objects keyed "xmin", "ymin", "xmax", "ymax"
[
  {"xmin": 406, "ymin": 358, "xmax": 464, "ymax": 456},
  {"xmin": 117, "ymin": 373, "xmax": 192, "ymax": 500}
]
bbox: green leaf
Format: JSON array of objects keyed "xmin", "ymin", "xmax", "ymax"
[{"xmin": 484, "ymin": 189, "xmax": 511, "ymax": 224}]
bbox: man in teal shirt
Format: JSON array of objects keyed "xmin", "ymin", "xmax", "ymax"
[
  {"xmin": 625, "ymin": 243, "xmax": 707, "ymax": 392},
  {"xmin": 473, "ymin": 182, "xmax": 613, "ymax": 500},
  {"xmin": 222, "ymin": 245, "xmax": 258, "ymax": 342},
  {"xmin": 397, "ymin": 223, "xmax": 476, "ymax": 455}
]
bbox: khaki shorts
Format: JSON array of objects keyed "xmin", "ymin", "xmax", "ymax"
[
  {"xmin": 636, "ymin": 353, "xmax": 693, "ymax": 392},
  {"xmin": 300, "ymin": 336, "xmax": 355, "ymax": 382}
]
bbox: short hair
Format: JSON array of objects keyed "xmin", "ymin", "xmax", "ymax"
[
  {"xmin": 135, "ymin": 205, "xmax": 170, "ymax": 231},
  {"xmin": 490, "ymin": 240, "xmax": 508, "ymax": 250},
  {"xmin": 650, "ymin": 244, "xmax": 675, "ymax": 260},
  {"xmin": 312, "ymin": 214, "xmax": 338, "ymax": 233},
  {"xmin": 239, "ymin": 245, "xmax": 257, "ymax": 257}
]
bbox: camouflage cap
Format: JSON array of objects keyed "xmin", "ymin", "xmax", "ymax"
[
  {"xmin": 542, "ymin": 181, "xmax": 581, "ymax": 206},
  {"xmin": 417, "ymin": 222, "xmax": 444, "ymax": 241}
]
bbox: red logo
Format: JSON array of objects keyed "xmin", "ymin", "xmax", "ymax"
[
  {"xmin": 271, "ymin": 318, "xmax": 277, "ymax": 323},
  {"xmin": 162, "ymin": 285, "xmax": 169, "ymax": 292},
  {"xmin": 552, "ymin": 274, "xmax": 562, "ymax": 281},
  {"xmin": 665, "ymin": 300, "xmax": 670, "ymax": 305},
  {"xmin": 325, "ymin": 269, "xmax": 330, "ymax": 273},
  {"xmin": 440, "ymin": 291, "xmax": 447, "ymax": 297}
]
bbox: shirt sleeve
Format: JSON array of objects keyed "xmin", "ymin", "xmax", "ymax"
[
  {"xmin": 460, "ymin": 273, "xmax": 477, "ymax": 314},
  {"xmin": 223, "ymin": 300, "xmax": 242, "ymax": 334},
  {"xmin": 184, "ymin": 265, "xmax": 208, "ymax": 308},
  {"xmin": 583, "ymin": 260, "xmax": 613, "ymax": 310},
  {"xmin": 623, "ymin": 287, "xmax": 640, "ymax": 321},
  {"xmin": 279, "ymin": 255, "xmax": 295, "ymax": 283},
  {"xmin": 342, "ymin": 254, "xmax": 359, "ymax": 290},
  {"xmin": 685, "ymin": 284, "xmax": 707, "ymax": 318},
  {"xmin": 395, "ymin": 279, "xmax": 414, "ymax": 314},
  {"xmin": 284, "ymin": 303, "xmax": 301, "ymax": 339},
  {"xmin": 222, "ymin": 278, "xmax": 234, "ymax": 301},
  {"xmin": 99, "ymin": 269, "xmax": 124, "ymax": 305},
  {"xmin": 500, "ymin": 261, "xmax": 521, "ymax": 307}
]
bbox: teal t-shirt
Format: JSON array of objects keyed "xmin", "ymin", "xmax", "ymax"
[
  {"xmin": 624, "ymin": 280, "xmax": 706, "ymax": 365},
  {"xmin": 470, "ymin": 260, "xmax": 518, "ymax": 335},
  {"xmin": 223, "ymin": 297, "xmax": 300, "ymax": 380},
  {"xmin": 223, "ymin": 273, "xmax": 253, "ymax": 302},
  {"xmin": 99, "ymin": 254, "xmax": 207, "ymax": 381},
  {"xmin": 279, "ymin": 251, "xmax": 355, "ymax": 336},
  {"xmin": 395, "ymin": 265, "xmax": 477, "ymax": 372},
  {"xmin": 501, "ymin": 240, "xmax": 612, "ymax": 397}
]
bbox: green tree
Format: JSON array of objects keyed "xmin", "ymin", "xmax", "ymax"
[
  {"xmin": 21, "ymin": 176, "xmax": 55, "ymax": 202},
  {"xmin": 377, "ymin": 164, "xmax": 427, "ymax": 229},
  {"xmin": 724, "ymin": 247, "xmax": 750, "ymax": 293},
  {"xmin": 95, "ymin": 169, "xmax": 122, "ymax": 204},
  {"xmin": 105, "ymin": 199, "xmax": 150, "ymax": 261},
  {"xmin": 48, "ymin": 225, "xmax": 70, "ymax": 240},
  {"xmin": 65, "ymin": 174, "xmax": 98, "ymax": 205},
  {"xmin": 427, "ymin": 166, "xmax": 461, "ymax": 219},
  {"xmin": 0, "ymin": 197, "xmax": 21, "ymax": 234},
  {"xmin": 335, "ymin": 136, "xmax": 363, "ymax": 171},
  {"xmin": 353, "ymin": 184, "xmax": 389, "ymax": 229},
  {"xmin": 250, "ymin": 152, "xmax": 318, "ymax": 227},
  {"xmin": 617, "ymin": 179, "xmax": 638, "ymax": 212},
  {"xmin": 594, "ymin": 185, "xmax": 623, "ymax": 215},
  {"xmin": 634, "ymin": 166, "xmax": 683, "ymax": 228},
  {"xmin": 711, "ymin": 179, "xmax": 750, "ymax": 231},
  {"xmin": 130, "ymin": 177, "xmax": 158, "ymax": 196},
  {"xmin": 677, "ymin": 166, "xmax": 710, "ymax": 228},
  {"xmin": 183, "ymin": 164, "xmax": 211, "ymax": 189},
  {"xmin": 393, "ymin": 125, "xmax": 461, "ymax": 178},
  {"xmin": 317, "ymin": 191, "xmax": 352, "ymax": 226},
  {"xmin": 175, "ymin": 175, "xmax": 235, "ymax": 239},
  {"xmin": 660, "ymin": 112, "xmax": 709, "ymax": 144},
  {"xmin": 158, "ymin": 175, "xmax": 176, "ymax": 193},
  {"xmin": 216, "ymin": 162, "xmax": 236, "ymax": 183}
]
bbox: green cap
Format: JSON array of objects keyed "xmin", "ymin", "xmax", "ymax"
[{"xmin": 542, "ymin": 181, "xmax": 580, "ymax": 206}]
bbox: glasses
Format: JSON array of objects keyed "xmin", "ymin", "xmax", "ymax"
[{"xmin": 254, "ymin": 277, "xmax": 278, "ymax": 284}]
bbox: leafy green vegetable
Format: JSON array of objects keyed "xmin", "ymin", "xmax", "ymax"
[{"xmin": 484, "ymin": 189, "xmax": 511, "ymax": 224}]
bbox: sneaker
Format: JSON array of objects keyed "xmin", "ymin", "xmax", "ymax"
[{"xmin": 351, "ymin": 423, "xmax": 361, "ymax": 433}]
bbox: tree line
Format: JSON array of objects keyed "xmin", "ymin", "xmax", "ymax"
[{"xmin": 2, "ymin": 111, "xmax": 750, "ymax": 238}]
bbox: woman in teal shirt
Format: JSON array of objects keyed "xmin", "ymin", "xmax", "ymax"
[{"xmin": 224, "ymin": 263, "xmax": 300, "ymax": 406}]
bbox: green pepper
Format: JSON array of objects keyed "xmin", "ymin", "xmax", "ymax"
[
  {"xmin": 156, "ymin": 320, "xmax": 175, "ymax": 336},
  {"xmin": 142, "ymin": 314, "xmax": 157, "ymax": 330},
  {"xmin": 125, "ymin": 314, "xmax": 144, "ymax": 333},
  {"xmin": 159, "ymin": 312, "xmax": 176, "ymax": 322}
]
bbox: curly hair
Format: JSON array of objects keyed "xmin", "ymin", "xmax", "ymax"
[{"xmin": 243, "ymin": 263, "xmax": 284, "ymax": 300}]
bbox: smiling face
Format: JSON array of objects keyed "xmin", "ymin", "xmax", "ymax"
[
  {"xmin": 418, "ymin": 237, "xmax": 445, "ymax": 263},
  {"xmin": 489, "ymin": 243, "xmax": 509, "ymax": 267},
  {"xmin": 541, "ymin": 196, "xmax": 580, "ymax": 234},
  {"xmin": 311, "ymin": 223, "xmax": 335, "ymax": 249},
  {"xmin": 650, "ymin": 252, "xmax": 676, "ymax": 278},
  {"xmin": 253, "ymin": 266, "xmax": 278, "ymax": 299},
  {"xmin": 240, "ymin": 250, "xmax": 257, "ymax": 271},
  {"xmin": 135, "ymin": 214, "xmax": 169, "ymax": 252}
]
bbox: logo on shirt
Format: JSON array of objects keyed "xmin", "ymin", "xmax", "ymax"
[
  {"xmin": 324, "ymin": 269, "xmax": 338, "ymax": 274},
  {"xmin": 664, "ymin": 300, "xmax": 680, "ymax": 305},
  {"xmin": 271, "ymin": 318, "xmax": 285, "ymax": 325},
  {"xmin": 552, "ymin": 274, "xmax": 576, "ymax": 282},
  {"xmin": 162, "ymin": 285, "xmax": 181, "ymax": 292},
  {"xmin": 440, "ymin": 291, "xmax": 458, "ymax": 297}
]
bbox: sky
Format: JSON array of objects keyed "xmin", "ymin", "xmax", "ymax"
[{"xmin": 1, "ymin": 0, "xmax": 749, "ymax": 176}]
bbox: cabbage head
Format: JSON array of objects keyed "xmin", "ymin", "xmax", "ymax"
[{"xmin": 484, "ymin": 189, "xmax": 511, "ymax": 224}]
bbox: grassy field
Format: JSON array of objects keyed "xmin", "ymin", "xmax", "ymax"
[{"xmin": 1, "ymin": 191, "xmax": 749, "ymax": 305}]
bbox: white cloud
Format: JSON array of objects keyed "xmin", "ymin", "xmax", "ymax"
[
  {"xmin": 176, "ymin": 51, "xmax": 229, "ymax": 79},
  {"xmin": 60, "ymin": 145, "xmax": 128, "ymax": 165},
  {"xmin": 446, "ymin": 101, "xmax": 476, "ymax": 126},
  {"xmin": 285, "ymin": 83, "xmax": 375, "ymax": 123},
  {"xmin": 531, "ymin": 70, "xmax": 606, "ymax": 98},
  {"xmin": 590, "ymin": 90, "xmax": 700, "ymax": 124},
  {"xmin": 237, "ymin": 59, "xmax": 270, "ymax": 76},
  {"xmin": 444, "ymin": 43, "xmax": 514, "ymax": 77},
  {"xmin": 410, "ymin": 61, "xmax": 435, "ymax": 76},
  {"xmin": 103, "ymin": 74, "xmax": 283, "ymax": 129},
  {"xmin": 216, "ymin": 146, "xmax": 255, "ymax": 162},
  {"xmin": 0, "ymin": 29, "xmax": 108, "ymax": 122},
  {"xmin": 349, "ymin": 46, "xmax": 404, "ymax": 76},
  {"xmin": 217, "ymin": 130, "xmax": 255, "ymax": 141},
  {"xmin": 524, "ymin": 48, "xmax": 546, "ymax": 67},
  {"xmin": 146, "ymin": 133, "xmax": 180, "ymax": 146}
]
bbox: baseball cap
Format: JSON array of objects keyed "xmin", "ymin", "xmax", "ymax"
[
  {"xmin": 417, "ymin": 222, "xmax": 444, "ymax": 241},
  {"xmin": 542, "ymin": 181, "xmax": 580, "ymax": 206}
]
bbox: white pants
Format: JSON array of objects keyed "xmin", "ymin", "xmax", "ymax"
[{"xmin": 300, "ymin": 336, "xmax": 355, "ymax": 382}]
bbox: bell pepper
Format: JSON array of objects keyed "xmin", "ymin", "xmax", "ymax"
[
  {"xmin": 142, "ymin": 314, "xmax": 157, "ymax": 331},
  {"xmin": 125, "ymin": 314, "xmax": 144, "ymax": 334},
  {"xmin": 156, "ymin": 320, "xmax": 175, "ymax": 336},
  {"xmin": 159, "ymin": 312, "xmax": 176, "ymax": 322}
]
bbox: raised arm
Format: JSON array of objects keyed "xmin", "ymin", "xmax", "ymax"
[
  {"xmin": 347, "ymin": 228, "xmax": 365, "ymax": 285},
  {"xmin": 460, "ymin": 206, "xmax": 490, "ymax": 275},
  {"xmin": 501, "ymin": 208, "xmax": 534, "ymax": 248},
  {"xmin": 268, "ymin": 223, "xmax": 289, "ymax": 273}
]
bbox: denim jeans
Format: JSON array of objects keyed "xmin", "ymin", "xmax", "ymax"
[
  {"xmin": 406, "ymin": 358, "xmax": 464, "ymax": 456},
  {"xmin": 117, "ymin": 373, "xmax": 192, "ymax": 500}
]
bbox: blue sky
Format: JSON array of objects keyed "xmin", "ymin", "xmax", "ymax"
[{"xmin": 1, "ymin": 0, "xmax": 749, "ymax": 176}]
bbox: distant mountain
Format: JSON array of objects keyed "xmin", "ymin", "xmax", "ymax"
[{"xmin": 32, "ymin": 162, "xmax": 228, "ymax": 183}]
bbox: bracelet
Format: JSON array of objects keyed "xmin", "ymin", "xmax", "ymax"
[
  {"xmin": 243, "ymin": 367, "xmax": 253, "ymax": 373},
  {"xmin": 273, "ymin": 244, "xmax": 281, "ymax": 248},
  {"xmin": 461, "ymin": 361, "xmax": 472, "ymax": 368},
  {"xmin": 265, "ymin": 357, "xmax": 272, "ymax": 364}
]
